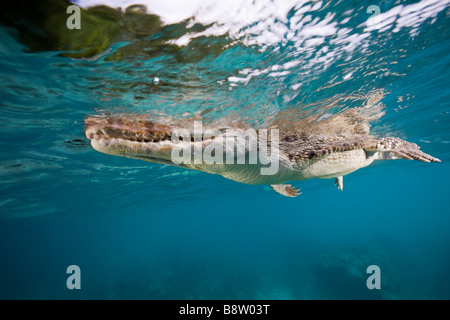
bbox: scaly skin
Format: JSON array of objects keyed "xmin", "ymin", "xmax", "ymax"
[{"xmin": 85, "ymin": 116, "xmax": 441, "ymax": 197}]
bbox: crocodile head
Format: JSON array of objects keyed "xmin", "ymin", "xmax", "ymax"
[{"xmin": 85, "ymin": 116, "xmax": 186, "ymax": 167}]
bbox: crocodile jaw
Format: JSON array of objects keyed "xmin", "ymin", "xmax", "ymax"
[{"xmin": 85, "ymin": 117, "xmax": 192, "ymax": 167}]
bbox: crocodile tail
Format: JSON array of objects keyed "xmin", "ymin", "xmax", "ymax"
[{"xmin": 365, "ymin": 137, "xmax": 441, "ymax": 163}]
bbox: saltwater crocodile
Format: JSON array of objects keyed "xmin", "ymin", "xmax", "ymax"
[{"xmin": 84, "ymin": 114, "xmax": 440, "ymax": 197}]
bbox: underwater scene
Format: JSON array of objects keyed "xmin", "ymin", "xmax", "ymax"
[{"xmin": 0, "ymin": 0, "xmax": 449, "ymax": 300}]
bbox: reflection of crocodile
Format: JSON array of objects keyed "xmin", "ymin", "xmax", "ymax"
[{"xmin": 85, "ymin": 115, "xmax": 440, "ymax": 197}]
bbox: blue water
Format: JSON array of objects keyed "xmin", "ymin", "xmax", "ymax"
[{"xmin": 1, "ymin": 0, "xmax": 450, "ymax": 299}]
